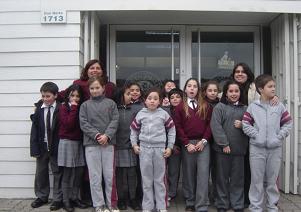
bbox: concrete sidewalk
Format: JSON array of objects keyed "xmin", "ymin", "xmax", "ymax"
[{"xmin": 0, "ymin": 192, "xmax": 301, "ymax": 212}]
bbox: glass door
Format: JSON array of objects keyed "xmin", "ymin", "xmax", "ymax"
[
  {"xmin": 186, "ymin": 26, "xmax": 260, "ymax": 87},
  {"xmin": 110, "ymin": 26, "xmax": 185, "ymax": 91}
]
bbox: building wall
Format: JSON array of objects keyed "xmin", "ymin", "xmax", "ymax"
[{"xmin": 0, "ymin": 0, "xmax": 83, "ymax": 198}]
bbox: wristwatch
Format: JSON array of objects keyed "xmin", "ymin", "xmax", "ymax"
[{"xmin": 201, "ymin": 139, "xmax": 208, "ymax": 146}]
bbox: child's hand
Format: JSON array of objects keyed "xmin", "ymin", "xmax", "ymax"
[
  {"xmin": 97, "ymin": 134, "xmax": 108, "ymax": 145},
  {"xmin": 163, "ymin": 148, "xmax": 172, "ymax": 158},
  {"xmin": 195, "ymin": 140, "xmax": 205, "ymax": 152},
  {"xmin": 133, "ymin": 145, "xmax": 140, "ymax": 154},
  {"xmin": 162, "ymin": 97, "xmax": 170, "ymax": 106},
  {"xmin": 186, "ymin": 143, "xmax": 196, "ymax": 153},
  {"xmin": 270, "ymin": 95, "xmax": 279, "ymax": 106},
  {"xmin": 223, "ymin": 146, "xmax": 231, "ymax": 154},
  {"xmin": 234, "ymin": 120, "xmax": 242, "ymax": 128},
  {"xmin": 173, "ymin": 145, "xmax": 181, "ymax": 155}
]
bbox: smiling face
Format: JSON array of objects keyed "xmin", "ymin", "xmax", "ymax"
[
  {"xmin": 89, "ymin": 80, "xmax": 105, "ymax": 97},
  {"xmin": 233, "ymin": 65, "xmax": 248, "ymax": 84},
  {"xmin": 41, "ymin": 91, "xmax": 57, "ymax": 106},
  {"xmin": 185, "ymin": 79, "xmax": 198, "ymax": 99},
  {"xmin": 145, "ymin": 91, "xmax": 161, "ymax": 111},
  {"xmin": 87, "ymin": 62, "xmax": 103, "ymax": 78},
  {"xmin": 226, "ymin": 84, "xmax": 240, "ymax": 103},
  {"xmin": 130, "ymin": 84, "xmax": 141, "ymax": 101},
  {"xmin": 169, "ymin": 93, "xmax": 182, "ymax": 107}
]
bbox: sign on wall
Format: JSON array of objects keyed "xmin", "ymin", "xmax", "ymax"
[{"xmin": 41, "ymin": 11, "xmax": 66, "ymax": 24}]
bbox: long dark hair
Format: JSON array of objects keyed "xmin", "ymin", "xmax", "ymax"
[
  {"xmin": 80, "ymin": 59, "xmax": 108, "ymax": 83},
  {"xmin": 113, "ymin": 85, "xmax": 131, "ymax": 107},
  {"xmin": 64, "ymin": 84, "xmax": 84, "ymax": 106},
  {"xmin": 220, "ymin": 80, "xmax": 243, "ymax": 104},
  {"xmin": 230, "ymin": 63, "xmax": 254, "ymax": 105}
]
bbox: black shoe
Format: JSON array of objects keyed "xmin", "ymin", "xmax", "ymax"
[
  {"xmin": 234, "ymin": 210, "xmax": 244, "ymax": 212},
  {"xmin": 118, "ymin": 200, "xmax": 127, "ymax": 210},
  {"xmin": 31, "ymin": 198, "xmax": 48, "ymax": 208},
  {"xmin": 129, "ymin": 199, "xmax": 142, "ymax": 210},
  {"xmin": 185, "ymin": 205, "xmax": 195, "ymax": 211},
  {"xmin": 70, "ymin": 199, "xmax": 88, "ymax": 209},
  {"xmin": 63, "ymin": 201, "xmax": 74, "ymax": 212},
  {"xmin": 217, "ymin": 209, "xmax": 227, "ymax": 212},
  {"xmin": 50, "ymin": 201, "xmax": 63, "ymax": 211}
]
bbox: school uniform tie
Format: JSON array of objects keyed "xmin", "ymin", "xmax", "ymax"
[
  {"xmin": 190, "ymin": 100, "xmax": 196, "ymax": 110},
  {"xmin": 46, "ymin": 106, "xmax": 52, "ymax": 151}
]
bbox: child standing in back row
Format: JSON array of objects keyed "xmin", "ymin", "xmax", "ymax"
[
  {"xmin": 243, "ymin": 74, "xmax": 292, "ymax": 212},
  {"xmin": 79, "ymin": 76, "xmax": 119, "ymax": 212},
  {"xmin": 130, "ymin": 88, "xmax": 176, "ymax": 212}
]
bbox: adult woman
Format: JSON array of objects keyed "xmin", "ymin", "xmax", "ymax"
[{"xmin": 59, "ymin": 59, "xmax": 115, "ymax": 101}]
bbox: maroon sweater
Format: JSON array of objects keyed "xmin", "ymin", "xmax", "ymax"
[
  {"xmin": 174, "ymin": 102, "xmax": 212, "ymax": 145},
  {"xmin": 59, "ymin": 104, "xmax": 82, "ymax": 141}
]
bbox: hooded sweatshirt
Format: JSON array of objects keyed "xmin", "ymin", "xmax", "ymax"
[{"xmin": 242, "ymin": 100, "xmax": 292, "ymax": 149}]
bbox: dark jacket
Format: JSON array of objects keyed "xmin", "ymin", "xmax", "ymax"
[
  {"xmin": 210, "ymin": 102, "xmax": 248, "ymax": 156},
  {"xmin": 116, "ymin": 105, "xmax": 138, "ymax": 150},
  {"xmin": 30, "ymin": 101, "xmax": 60, "ymax": 157}
]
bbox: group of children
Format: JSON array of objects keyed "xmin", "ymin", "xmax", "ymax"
[{"xmin": 30, "ymin": 73, "xmax": 292, "ymax": 212}]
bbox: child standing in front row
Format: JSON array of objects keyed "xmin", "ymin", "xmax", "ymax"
[
  {"xmin": 114, "ymin": 86, "xmax": 141, "ymax": 211},
  {"xmin": 201, "ymin": 80, "xmax": 220, "ymax": 205},
  {"xmin": 58, "ymin": 84, "xmax": 87, "ymax": 212},
  {"xmin": 242, "ymin": 74, "xmax": 292, "ymax": 212},
  {"xmin": 130, "ymin": 88, "xmax": 176, "ymax": 212},
  {"xmin": 79, "ymin": 76, "xmax": 119, "ymax": 212},
  {"xmin": 174, "ymin": 78, "xmax": 212, "ymax": 212},
  {"xmin": 210, "ymin": 80, "xmax": 249, "ymax": 212},
  {"xmin": 30, "ymin": 82, "xmax": 63, "ymax": 210}
]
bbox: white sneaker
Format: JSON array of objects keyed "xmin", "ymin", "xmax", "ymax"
[
  {"xmin": 142, "ymin": 210, "xmax": 152, "ymax": 212},
  {"xmin": 109, "ymin": 208, "xmax": 120, "ymax": 212},
  {"xmin": 158, "ymin": 210, "xmax": 168, "ymax": 212},
  {"xmin": 95, "ymin": 205, "xmax": 107, "ymax": 212}
]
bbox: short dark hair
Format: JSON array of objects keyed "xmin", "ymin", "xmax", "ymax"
[
  {"xmin": 88, "ymin": 76, "xmax": 106, "ymax": 87},
  {"xmin": 220, "ymin": 80, "xmax": 243, "ymax": 104},
  {"xmin": 40, "ymin": 82, "xmax": 59, "ymax": 95},
  {"xmin": 168, "ymin": 88, "xmax": 183, "ymax": 100},
  {"xmin": 255, "ymin": 74, "xmax": 274, "ymax": 94},
  {"xmin": 64, "ymin": 84, "xmax": 84, "ymax": 106}
]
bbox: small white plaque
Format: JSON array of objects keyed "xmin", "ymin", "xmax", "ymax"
[{"xmin": 41, "ymin": 11, "xmax": 66, "ymax": 24}]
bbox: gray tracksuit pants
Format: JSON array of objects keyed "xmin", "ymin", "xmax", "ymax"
[
  {"xmin": 249, "ymin": 145, "xmax": 282, "ymax": 212},
  {"xmin": 182, "ymin": 140, "xmax": 210, "ymax": 211},
  {"xmin": 85, "ymin": 145, "xmax": 117, "ymax": 208},
  {"xmin": 139, "ymin": 146, "xmax": 167, "ymax": 210}
]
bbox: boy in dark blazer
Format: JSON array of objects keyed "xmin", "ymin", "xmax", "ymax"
[{"xmin": 30, "ymin": 82, "xmax": 63, "ymax": 211}]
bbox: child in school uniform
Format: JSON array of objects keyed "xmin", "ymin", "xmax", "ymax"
[
  {"xmin": 130, "ymin": 88, "xmax": 176, "ymax": 212},
  {"xmin": 173, "ymin": 78, "xmax": 212, "ymax": 212},
  {"xmin": 242, "ymin": 74, "xmax": 292, "ymax": 212},
  {"xmin": 30, "ymin": 82, "xmax": 63, "ymax": 211},
  {"xmin": 58, "ymin": 84, "xmax": 87, "ymax": 212},
  {"xmin": 79, "ymin": 76, "xmax": 119, "ymax": 212},
  {"xmin": 114, "ymin": 86, "xmax": 141, "ymax": 211},
  {"xmin": 201, "ymin": 80, "xmax": 220, "ymax": 205},
  {"xmin": 166, "ymin": 88, "xmax": 183, "ymax": 202},
  {"xmin": 210, "ymin": 80, "xmax": 249, "ymax": 212},
  {"xmin": 161, "ymin": 80, "xmax": 177, "ymax": 107}
]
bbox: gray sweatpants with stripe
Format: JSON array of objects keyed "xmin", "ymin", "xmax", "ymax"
[
  {"xmin": 85, "ymin": 145, "xmax": 117, "ymax": 208},
  {"xmin": 249, "ymin": 145, "xmax": 282, "ymax": 212},
  {"xmin": 139, "ymin": 146, "xmax": 167, "ymax": 210}
]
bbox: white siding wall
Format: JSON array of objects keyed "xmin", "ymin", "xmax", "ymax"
[{"xmin": 0, "ymin": 0, "xmax": 83, "ymax": 198}]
